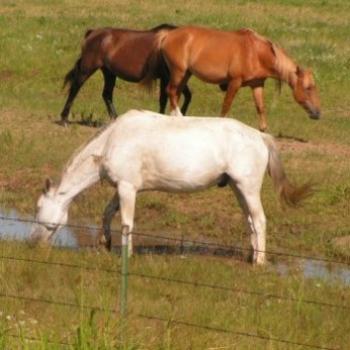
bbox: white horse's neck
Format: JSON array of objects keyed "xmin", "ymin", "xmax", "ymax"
[
  {"xmin": 55, "ymin": 124, "xmax": 114, "ymax": 207},
  {"xmin": 57, "ymin": 157, "xmax": 101, "ymax": 207}
]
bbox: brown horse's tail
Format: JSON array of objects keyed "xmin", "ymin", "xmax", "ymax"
[
  {"xmin": 63, "ymin": 57, "xmax": 82, "ymax": 90},
  {"xmin": 140, "ymin": 30, "xmax": 170, "ymax": 90},
  {"xmin": 63, "ymin": 29, "xmax": 94, "ymax": 90},
  {"xmin": 262, "ymin": 134, "xmax": 313, "ymax": 206}
]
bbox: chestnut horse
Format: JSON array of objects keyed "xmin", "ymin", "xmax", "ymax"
[
  {"xmin": 152, "ymin": 26, "xmax": 320, "ymax": 131},
  {"xmin": 60, "ymin": 24, "xmax": 192, "ymax": 124}
]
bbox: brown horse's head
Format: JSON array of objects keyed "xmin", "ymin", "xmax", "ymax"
[{"xmin": 292, "ymin": 67, "xmax": 320, "ymax": 119}]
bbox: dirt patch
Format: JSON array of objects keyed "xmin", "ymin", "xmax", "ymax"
[
  {"xmin": 277, "ymin": 137, "xmax": 350, "ymax": 158},
  {"xmin": 0, "ymin": 70, "xmax": 15, "ymax": 80},
  {"xmin": 331, "ymin": 235, "xmax": 350, "ymax": 258}
]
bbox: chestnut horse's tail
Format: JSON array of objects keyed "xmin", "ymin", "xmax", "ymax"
[
  {"xmin": 140, "ymin": 30, "xmax": 170, "ymax": 90},
  {"xmin": 262, "ymin": 134, "xmax": 312, "ymax": 206}
]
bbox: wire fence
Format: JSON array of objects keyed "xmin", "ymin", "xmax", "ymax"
[
  {"xmin": 0, "ymin": 215, "xmax": 348, "ymax": 349},
  {"xmin": 0, "ymin": 292, "xmax": 342, "ymax": 350}
]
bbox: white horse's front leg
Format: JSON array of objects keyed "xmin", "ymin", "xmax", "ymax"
[{"xmin": 118, "ymin": 181, "xmax": 136, "ymax": 257}]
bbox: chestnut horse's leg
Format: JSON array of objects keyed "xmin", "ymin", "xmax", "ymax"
[
  {"xmin": 160, "ymin": 73, "xmax": 192, "ymax": 115},
  {"xmin": 102, "ymin": 68, "xmax": 117, "ymax": 118},
  {"xmin": 167, "ymin": 70, "xmax": 191, "ymax": 116},
  {"xmin": 252, "ymin": 84, "xmax": 267, "ymax": 132},
  {"xmin": 220, "ymin": 78, "xmax": 242, "ymax": 117}
]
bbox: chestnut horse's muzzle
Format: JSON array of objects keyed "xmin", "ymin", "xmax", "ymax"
[{"xmin": 309, "ymin": 110, "xmax": 321, "ymax": 120}]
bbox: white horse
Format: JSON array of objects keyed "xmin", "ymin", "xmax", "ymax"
[{"xmin": 30, "ymin": 109, "xmax": 310, "ymax": 264}]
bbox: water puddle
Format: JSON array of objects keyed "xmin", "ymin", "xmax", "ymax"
[
  {"xmin": 0, "ymin": 209, "xmax": 78, "ymax": 247},
  {"xmin": 0, "ymin": 209, "xmax": 349, "ymax": 285}
]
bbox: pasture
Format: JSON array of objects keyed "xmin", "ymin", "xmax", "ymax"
[{"xmin": 0, "ymin": 0, "xmax": 350, "ymax": 349}]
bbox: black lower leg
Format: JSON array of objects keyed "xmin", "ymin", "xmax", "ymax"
[
  {"xmin": 61, "ymin": 81, "xmax": 83, "ymax": 122},
  {"xmin": 159, "ymin": 76, "xmax": 168, "ymax": 114},
  {"xmin": 102, "ymin": 70, "xmax": 117, "ymax": 118}
]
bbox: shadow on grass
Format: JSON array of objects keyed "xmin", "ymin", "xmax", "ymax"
[
  {"xmin": 275, "ymin": 132, "xmax": 309, "ymax": 143},
  {"xmin": 108, "ymin": 241, "xmax": 248, "ymax": 261},
  {"xmin": 54, "ymin": 113, "xmax": 109, "ymax": 128}
]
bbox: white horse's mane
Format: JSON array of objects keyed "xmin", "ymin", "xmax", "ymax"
[{"xmin": 62, "ymin": 121, "xmax": 113, "ymax": 178}]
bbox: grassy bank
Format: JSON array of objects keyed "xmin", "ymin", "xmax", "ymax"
[{"xmin": 1, "ymin": 241, "xmax": 349, "ymax": 349}]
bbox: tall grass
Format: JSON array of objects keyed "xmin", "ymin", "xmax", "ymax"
[{"xmin": 1, "ymin": 241, "xmax": 349, "ymax": 349}]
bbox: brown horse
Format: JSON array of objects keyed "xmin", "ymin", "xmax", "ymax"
[
  {"xmin": 152, "ymin": 26, "xmax": 320, "ymax": 131},
  {"xmin": 61, "ymin": 24, "xmax": 192, "ymax": 124}
]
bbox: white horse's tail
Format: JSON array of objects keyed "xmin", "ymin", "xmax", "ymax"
[{"xmin": 262, "ymin": 134, "xmax": 312, "ymax": 206}]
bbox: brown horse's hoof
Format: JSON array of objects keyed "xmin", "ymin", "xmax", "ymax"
[{"xmin": 58, "ymin": 119, "xmax": 69, "ymax": 127}]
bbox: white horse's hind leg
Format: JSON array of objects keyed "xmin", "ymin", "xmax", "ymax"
[
  {"xmin": 230, "ymin": 182, "xmax": 266, "ymax": 265},
  {"xmin": 118, "ymin": 181, "xmax": 136, "ymax": 257},
  {"xmin": 100, "ymin": 192, "xmax": 120, "ymax": 250},
  {"xmin": 244, "ymin": 194, "xmax": 266, "ymax": 265}
]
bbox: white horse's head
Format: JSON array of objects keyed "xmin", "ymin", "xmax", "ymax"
[{"xmin": 30, "ymin": 179, "xmax": 68, "ymax": 245}]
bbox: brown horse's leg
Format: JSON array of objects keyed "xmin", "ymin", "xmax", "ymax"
[
  {"xmin": 159, "ymin": 75, "xmax": 168, "ymax": 114},
  {"xmin": 220, "ymin": 79, "xmax": 242, "ymax": 117},
  {"xmin": 61, "ymin": 60, "xmax": 95, "ymax": 124},
  {"xmin": 102, "ymin": 68, "xmax": 117, "ymax": 118},
  {"xmin": 252, "ymin": 85, "xmax": 267, "ymax": 132},
  {"xmin": 180, "ymin": 84, "xmax": 192, "ymax": 115},
  {"xmin": 61, "ymin": 80, "xmax": 86, "ymax": 124}
]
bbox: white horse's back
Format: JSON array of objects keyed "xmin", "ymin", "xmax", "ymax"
[{"xmin": 102, "ymin": 110, "xmax": 269, "ymax": 192}]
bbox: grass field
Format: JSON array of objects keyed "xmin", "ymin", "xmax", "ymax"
[{"xmin": 1, "ymin": 0, "xmax": 350, "ymax": 349}]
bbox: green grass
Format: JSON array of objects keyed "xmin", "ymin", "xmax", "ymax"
[
  {"xmin": 1, "ymin": 0, "xmax": 350, "ymax": 348},
  {"xmin": 1, "ymin": 241, "xmax": 349, "ymax": 349}
]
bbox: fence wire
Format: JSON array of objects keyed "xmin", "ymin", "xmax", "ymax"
[
  {"xmin": 0, "ymin": 293, "xmax": 341, "ymax": 350},
  {"xmin": 0, "ymin": 215, "xmax": 348, "ymax": 349},
  {"xmin": 7, "ymin": 333, "xmax": 72, "ymax": 348},
  {"xmin": 138, "ymin": 314, "xmax": 339, "ymax": 350}
]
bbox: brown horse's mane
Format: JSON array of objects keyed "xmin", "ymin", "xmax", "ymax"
[{"xmin": 150, "ymin": 23, "xmax": 177, "ymax": 31}]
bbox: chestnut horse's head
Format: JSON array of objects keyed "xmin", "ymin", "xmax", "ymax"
[{"xmin": 292, "ymin": 67, "xmax": 320, "ymax": 119}]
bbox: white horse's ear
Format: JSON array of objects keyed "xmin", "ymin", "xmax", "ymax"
[{"xmin": 43, "ymin": 178, "xmax": 53, "ymax": 193}]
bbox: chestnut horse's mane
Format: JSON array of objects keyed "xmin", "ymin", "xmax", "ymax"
[{"xmin": 244, "ymin": 28, "xmax": 297, "ymax": 85}]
